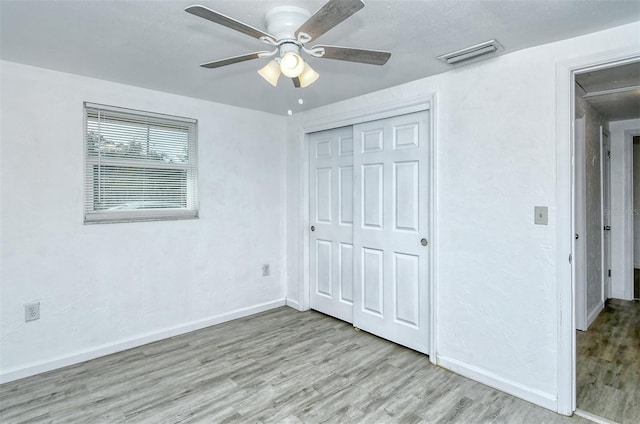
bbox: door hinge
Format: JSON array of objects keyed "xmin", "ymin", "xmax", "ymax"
[
  {"xmin": 569, "ymin": 253, "xmax": 572, "ymax": 264},
  {"xmin": 607, "ymin": 150, "xmax": 611, "ymax": 159},
  {"xmin": 608, "ymin": 269, "xmax": 611, "ymax": 277}
]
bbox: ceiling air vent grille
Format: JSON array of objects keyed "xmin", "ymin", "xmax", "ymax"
[{"xmin": 438, "ymin": 40, "xmax": 503, "ymax": 65}]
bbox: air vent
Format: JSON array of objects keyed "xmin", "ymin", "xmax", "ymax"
[{"xmin": 438, "ymin": 40, "xmax": 503, "ymax": 65}]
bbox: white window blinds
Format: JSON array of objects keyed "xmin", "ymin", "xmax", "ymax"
[{"xmin": 84, "ymin": 103, "xmax": 198, "ymax": 223}]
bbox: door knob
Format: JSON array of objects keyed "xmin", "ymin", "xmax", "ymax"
[
  {"xmin": 421, "ymin": 238, "xmax": 428, "ymax": 246},
  {"xmin": 604, "ymin": 226, "xmax": 611, "ymax": 231},
  {"xmin": 310, "ymin": 225, "xmax": 315, "ymax": 232}
]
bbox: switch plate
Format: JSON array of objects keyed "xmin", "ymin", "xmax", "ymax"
[
  {"xmin": 534, "ymin": 206, "xmax": 548, "ymax": 225},
  {"xmin": 262, "ymin": 264, "xmax": 270, "ymax": 276}
]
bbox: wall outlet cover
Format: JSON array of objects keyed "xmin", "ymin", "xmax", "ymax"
[{"xmin": 25, "ymin": 302, "xmax": 40, "ymax": 322}]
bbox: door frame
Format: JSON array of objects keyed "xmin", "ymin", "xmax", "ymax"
[
  {"xmin": 556, "ymin": 48, "xmax": 640, "ymax": 415},
  {"xmin": 295, "ymin": 93, "xmax": 437, "ymax": 361},
  {"xmin": 600, "ymin": 127, "xmax": 611, "ymax": 304},
  {"xmin": 574, "ymin": 117, "xmax": 587, "ymax": 331}
]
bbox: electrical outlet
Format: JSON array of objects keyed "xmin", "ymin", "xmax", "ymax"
[
  {"xmin": 25, "ymin": 302, "xmax": 40, "ymax": 322},
  {"xmin": 262, "ymin": 264, "xmax": 270, "ymax": 276}
]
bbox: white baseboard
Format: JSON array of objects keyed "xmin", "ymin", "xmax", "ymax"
[
  {"xmin": 285, "ymin": 298, "xmax": 301, "ymax": 310},
  {"xmin": 437, "ymin": 355, "xmax": 557, "ymax": 412},
  {"xmin": 0, "ymin": 298, "xmax": 286, "ymax": 384},
  {"xmin": 586, "ymin": 301, "xmax": 604, "ymax": 329},
  {"xmin": 575, "ymin": 409, "xmax": 619, "ymax": 424}
]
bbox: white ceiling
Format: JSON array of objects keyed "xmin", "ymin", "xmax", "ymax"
[
  {"xmin": 2, "ymin": 0, "xmax": 639, "ymax": 116},
  {"xmin": 576, "ymin": 62, "xmax": 640, "ymax": 121}
]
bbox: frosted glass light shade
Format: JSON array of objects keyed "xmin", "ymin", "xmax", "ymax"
[
  {"xmin": 258, "ymin": 60, "xmax": 281, "ymax": 87},
  {"xmin": 298, "ymin": 62, "xmax": 319, "ymax": 88},
  {"xmin": 280, "ymin": 52, "xmax": 304, "ymax": 78}
]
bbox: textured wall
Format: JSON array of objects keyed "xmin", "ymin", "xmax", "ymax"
[
  {"xmin": 284, "ymin": 22, "xmax": 640, "ymax": 409},
  {"xmin": 0, "ymin": 61, "xmax": 287, "ymax": 379},
  {"xmin": 575, "ymin": 92, "xmax": 606, "ymax": 320}
]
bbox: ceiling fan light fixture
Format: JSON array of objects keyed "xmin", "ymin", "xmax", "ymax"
[
  {"xmin": 280, "ymin": 51, "xmax": 305, "ymax": 78},
  {"xmin": 298, "ymin": 62, "xmax": 319, "ymax": 88},
  {"xmin": 258, "ymin": 60, "xmax": 281, "ymax": 86}
]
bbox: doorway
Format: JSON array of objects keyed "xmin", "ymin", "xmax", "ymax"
[
  {"xmin": 308, "ymin": 111, "xmax": 432, "ymax": 355},
  {"xmin": 573, "ymin": 60, "xmax": 640, "ymax": 423}
]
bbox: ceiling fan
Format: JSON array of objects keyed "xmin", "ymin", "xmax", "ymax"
[{"xmin": 185, "ymin": 0, "xmax": 391, "ymax": 88}]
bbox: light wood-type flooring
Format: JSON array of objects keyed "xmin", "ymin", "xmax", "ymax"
[
  {"xmin": 577, "ymin": 298, "xmax": 640, "ymax": 423},
  {"xmin": 1, "ymin": 307, "xmax": 591, "ymax": 424}
]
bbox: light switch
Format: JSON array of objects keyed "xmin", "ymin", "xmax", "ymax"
[{"xmin": 534, "ymin": 206, "xmax": 548, "ymax": 225}]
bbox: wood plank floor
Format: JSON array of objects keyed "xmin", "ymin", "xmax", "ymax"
[
  {"xmin": 577, "ymin": 298, "xmax": 640, "ymax": 423},
  {"xmin": 1, "ymin": 307, "xmax": 590, "ymax": 424}
]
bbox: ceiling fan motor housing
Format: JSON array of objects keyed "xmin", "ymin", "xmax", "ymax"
[{"xmin": 265, "ymin": 6, "xmax": 311, "ymax": 41}]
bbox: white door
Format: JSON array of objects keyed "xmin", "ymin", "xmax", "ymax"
[
  {"xmin": 601, "ymin": 127, "xmax": 611, "ymax": 300},
  {"xmin": 352, "ymin": 111, "xmax": 431, "ymax": 354},
  {"xmin": 309, "ymin": 126, "xmax": 354, "ymax": 323}
]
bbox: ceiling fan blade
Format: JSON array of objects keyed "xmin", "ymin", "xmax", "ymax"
[
  {"xmin": 200, "ymin": 52, "xmax": 270, "ymax": 69},
  {"xmin": 292, "ymin": 77, "xmax": 301, "ymax": 88},
  {"xmin": 185, "ymin": 5, "xmax": 276, "ymax": 42},
  {"xmin": 296, "ymin": 0, "xmax": 364, "ymax": 42},
  {"xmin": 313, "ymin": 45, "xmax": 391, "ymax": 65}
]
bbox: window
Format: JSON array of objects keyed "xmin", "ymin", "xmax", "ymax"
[{"xmin": 84, "ymin": 103, "xmax": 198, "ymax": 223}]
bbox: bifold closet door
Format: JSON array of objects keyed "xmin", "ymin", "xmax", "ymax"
[
  {"xmin": 309, "ymin": 126, "xmax": 354, "ymax": 323},
  {"xmin": 353, "ymin": 111, "xmax": 430, "ymax": 354}
]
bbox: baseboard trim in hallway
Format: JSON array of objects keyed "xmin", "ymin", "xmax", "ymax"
[
  {"xmin": 575, "ymin": 409, "xmax": 620, "ymax": 424},
  {"xmin": 0, "ymin": 298, "xmax": 286, "ymax": 384}
]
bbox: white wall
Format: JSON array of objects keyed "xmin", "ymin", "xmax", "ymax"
[
  {"xmin": 285, "ymin": 22, "xmax": 640, "ymax": 411},
  {"xmin": 609, "ymin": 118, "xmax": 640, "ymax": 300},
  {"xmin": 0, "ymin": 61, "xmax": 287, "ymax": 382}
]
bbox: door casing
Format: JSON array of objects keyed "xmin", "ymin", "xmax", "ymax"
[{"xmin": 556, "ymin": 49, "xmax": 640, "ymax": 415}]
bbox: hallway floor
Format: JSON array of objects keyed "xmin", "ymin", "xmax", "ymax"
[{"xmin": 576, "ymin": 298, "xmax": 640, "ymax": 423}]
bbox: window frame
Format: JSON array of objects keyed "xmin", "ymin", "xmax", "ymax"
[{"xmin": 83, "ymin": 102, "xmax": 198, "ymax": 224}]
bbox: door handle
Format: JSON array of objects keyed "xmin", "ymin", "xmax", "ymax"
[
  {"xmin": 604, "ymin": 226, "xmax": 611, "ymax": 231},
  {"xmin": 421, "ymin": 238, "xmax": 428, "ymax": 246},
  {"xmin": 310, "ymin": 225, "xmax": 315, "ymax": 232}
]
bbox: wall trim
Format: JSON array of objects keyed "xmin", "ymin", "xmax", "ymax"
[
  {"xmin": 575, "ymin": 409, "xmax": 620, "ymax": 424},
  {"xmin": 0, "ymin": 299, "xmax": 286, "ymax": 384},
  {"xmin": 302, "ymin": 94, "xmax": 433, "ymax": 134},
  {"xmin": 285, "ymin": 298, "xmax": 301, "ymax": 310},
  {"xmin": 586, "ymin": 301, "xmax": 604, "ymax": 328},
  {"xmin": 437, "ymin": 355, "xmax": 557, "ymax": 412}
]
